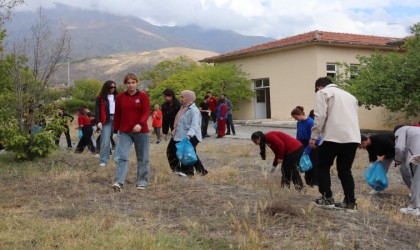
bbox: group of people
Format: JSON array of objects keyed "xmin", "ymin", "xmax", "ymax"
[
  {"xmin": 196, "ymin": 92, "xmax": 236, "ymax": 139},
  {"xmin": 251, "ymin": 77, "xmax": 420, "ymax": 215},
  {"xmin": 54, "ymin": 74, "xmax": 420, "ymax": 216}
]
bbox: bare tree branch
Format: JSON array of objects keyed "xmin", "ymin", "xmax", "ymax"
[{"xmin": 0, "ymin": 0, "xmax": 24, "ymax": 24}]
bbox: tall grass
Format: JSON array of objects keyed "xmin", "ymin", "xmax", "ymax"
[{"xmin": 0, "ymin": 133, "xmax": 419, "ymax": 249}]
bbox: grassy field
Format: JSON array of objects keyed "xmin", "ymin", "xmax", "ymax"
[{"xmin": 0, "ymin": 130, "xmax": 419, "ymax": 249}]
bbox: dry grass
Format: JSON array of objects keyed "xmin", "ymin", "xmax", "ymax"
[{"xmin": 0, "ymin": 130, "xmax": 419, "ymax": 249}]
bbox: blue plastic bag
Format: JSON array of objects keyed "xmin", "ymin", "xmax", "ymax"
[
  {"xmin": 78, "ymin": 130, "xmax": 83, "ymax": 139},
  {"xmin": 364, "ymin": 161, "xmax": 388, "ymax": 191},
  {"xmin": 299, "ymin": 153, "xmax": 313, "ymax": 172},
  {"xmin": 176, "ymin": 136, "xmax": 198, "ymax": 165}
]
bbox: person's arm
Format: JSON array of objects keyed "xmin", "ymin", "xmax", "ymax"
[
  {"xmin": 266, "ymin": 133, "xmax": 285, "ymax": 167},
  {"xmin": 113, "ymin": 95, "xmax": 121, "ymax": 133},
  {"xmin": 311, "ymin": 91, "xmax": 327, "ymax": 140},
  {"xmin": 187, "ymin": 108, "xmax": 201, "ymax": 139},
  {"xmin": 394, "ymin": 128, "xmax": 407, "ymax": 165},
  {"xmin": 220, "ymin": 104, "xmax": 227, "ymax": 120},
  {"xmin": 77, "ymin": 116, "xmax": 84, "ymax": 129},
  {"xmin": 137, "ymin": 91, "xmax": 150, "ymax": 128}
]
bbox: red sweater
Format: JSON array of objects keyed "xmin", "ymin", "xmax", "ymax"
[
  {"xmin": 208, "ymin": 96, "xmax": 218, "ymax": 113},
  {"xmin": 78, "ymin": 114, "xmax": 91, "ymax": 127},
  {"xmin": 114, "ymin": 90, "xmax": 150, "ymax": 133},
  {"xmin": 152, "ymin": 110, "xmax": 162, "ymax": 128},
  {"xmin": 265, "ymin": 131, "xmax": 302, "ymax": 166}
]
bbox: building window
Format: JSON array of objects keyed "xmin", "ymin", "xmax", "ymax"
[
  {"xmin": 326, "ymin": 63, "xmax": 337, "ymax": 79},
  {"xmin": 254, "ymin": 78, "xmax": 269, "ymax": 88},
  {"xmin": 350, "ymin": 64, "xmax": 359, "ymax": 79}
]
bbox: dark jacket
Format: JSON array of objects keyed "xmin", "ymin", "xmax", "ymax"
[
  {"xmin": 366, "ymin": 133, "xmax": 395, "ymax": 162},
  {"xmin": 162, "ymin": 98, "xmax": 181, "ymax": 127},
  {"xmin": 95, "ymin": 94, "xmax": 116, "ymax": 125}
]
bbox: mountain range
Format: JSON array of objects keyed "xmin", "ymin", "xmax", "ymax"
[{"xmin": 4, "ymin": 3, "xmax": 274, "ymax": 59}]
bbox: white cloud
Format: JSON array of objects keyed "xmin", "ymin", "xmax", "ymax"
[{"xmin": 14, "ymin": 0, "xmax": 420, "ymax": 38}]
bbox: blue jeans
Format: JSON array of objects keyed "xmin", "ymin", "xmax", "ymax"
[
  {"xmin": 100, "ymin": 116, "xmax": 114, "ymax": 164},
  {"xmin": 115, "ymin": 132, "xmax": 150, "ymax": 187},
  {"xmin": 91, "ymin": 125, "xmax": 97, "ymax": 149}
]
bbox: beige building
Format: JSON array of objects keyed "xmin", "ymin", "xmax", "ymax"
[{"xmin": 201, "ymin": 30, "xmax": 409, "ymax": 130}]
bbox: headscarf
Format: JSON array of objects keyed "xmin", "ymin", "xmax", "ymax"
[{"xmin": 172, "ymin": 90, "xmax": 196, "ymax": 136}]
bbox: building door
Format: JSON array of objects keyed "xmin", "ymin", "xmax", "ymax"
[{"xmin": 254, "ymin": 79, "xmax": 271, "ymax": 119}]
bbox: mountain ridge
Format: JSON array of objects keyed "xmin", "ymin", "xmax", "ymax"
[{"xmin": 5, "ymin": 4, "xmax": 274, "ymax": 59}]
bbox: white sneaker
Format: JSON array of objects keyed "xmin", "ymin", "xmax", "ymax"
[
  {"xmin": 176, "ymin": 171, "xmax": 187, "ymax": 177},
  {"xmin": 400, "ymin": 206, "xmax": 420, "ymax": 215},
  {"xmin": 136, "ymin": 184, "xmax": 146, "ymax": 190},
  {"xmin": 369, "ymin": 190, "xmax": 381, "ymax": 195},
  {"xmin": 99, "ymin": 163, "xmax": 106, "ymax": 167},
  {"xmin": 112, "ymin": 183, "xmax": 122, "ymax": 192}
]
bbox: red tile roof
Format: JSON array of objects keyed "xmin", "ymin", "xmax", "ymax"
[{"xmin": 202, "ymin": 30, "xmax": 404, "ymax": 62}]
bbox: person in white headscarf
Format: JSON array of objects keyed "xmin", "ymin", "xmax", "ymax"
[{"xmin": 166, "ymin": 90, "xmax": 208, "ymax": 177}]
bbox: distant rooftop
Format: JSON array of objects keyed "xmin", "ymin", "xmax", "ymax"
[{"xmin": 201, "ymin": 30, "xmax": 405, "ymax": 62}]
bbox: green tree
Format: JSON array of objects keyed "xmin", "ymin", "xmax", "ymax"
[
  {"xmin": 139, "ymin": 55, "xmax": 198, "ymax": 86},
  {"xmin": 0, "ymin": 6, "xmax": 71, "ymax": 160},
  {"xmin": 144, "ymin": 57, "xmax": 253, "ymax": 107},
  {"xmin": 63, "ymin": 79, "xmax": 102, "ymax": 111},
  {"xmin": 337, "ymin": 23, "xmax": 420, "ymax": 118}
]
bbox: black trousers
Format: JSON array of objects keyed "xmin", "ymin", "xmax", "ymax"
[
  {"xmin": 162, "ymin": 119, "xmax": 174, "ymax": 135},
  {"xmin": 201, "ymin": 114, "xmax": 209, "ymax": 137},
  {"xmin": 281, "ymin": 146, "xmax": 304, "ymax": 190},
  {"xmin": 300, "ymin": 140, "xmax": 319, "ymax": 187},
  {"xmin": 55, "ymin": 125, "xmax": 72, "ymax": 148},
  {"xmin": 317, "ymin": 141, "xmax": 358, "ymax": 203},
  {"xmin": 226, "ymin": 114, "xmax": 235, "ymax": 134},
  {"xmin": 75, "ymin": 126, "xmax": 94, "ymax": 153},
  {"xmin": 166, "ymin": 136, "xmax": 208, "ymax": 176}
]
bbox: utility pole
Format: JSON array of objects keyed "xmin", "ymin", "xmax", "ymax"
[{"xmin": 67, "ymin": 60, "xmax": 70, "ymax": 86}]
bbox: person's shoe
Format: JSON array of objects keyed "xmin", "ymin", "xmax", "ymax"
[
  {"xmin": 369, "ymin": 189, "xmax": 381, "ymax": 195},
  {"xmin": 112, "ymin": 183, "xmax": 123, "ymax": 192},
  {"xmin": 67, "ymin": 147, "xmax": 73, "ymax": 150},
  {"xmin": 99, "ymin": 163, "xmax": 106, "ymax": 167},
  {"xmin": 94, "ymin": 154, "xmax": 100, "ymax": 158},
  {"xmin": 156, "ymin": 140, "xmax": 160, "ymax": 144},
  {"xmin": 334, "ymin": 202, "xmax": 357, "ymax": 212},
  {"xmin": 314, "ymin": 196, "xmax": 335, "ymax": 208},
  {"xmin": 226, "ymin": 133, "xmax": 230, "ymax": 135},
  {"xmin": 400, "ymin": 206, "xmax": 420, "ymax": 215},
  {"xmin": 176, "ymin": 171, "xmax": 187, "ymax": 177},
  {"xmin": 136, "ymin": 184, "xmax": 146, "ymax": 190},
  {"xmin": 233, "ymin": 133, "xmax": 236, "ymax": 135}
]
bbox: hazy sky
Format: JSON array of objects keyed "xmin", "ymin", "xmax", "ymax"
[{"xmin": 15, "ymin": 0, "xmax": 420, "ymax": 39}]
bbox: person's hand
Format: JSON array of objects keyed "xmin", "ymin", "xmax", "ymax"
[
  {"xmin": 270, "ymin": 166, "xmax": 276, "ymax": 173},
  {"xmin": 133, "ymin": 124, "xmax": 141, "ymax": 132},
  {"xmin": 377, "ymin": 155, "xmax": 385, "ymax": 162},
  {"xmin": 97, "ymin": 122, "xmax": 102, "ymax": 130},
  {"xmin": 277, "ymin": 159, "xmax": 283, "ymax": 164},
  {"xmin": 411, "ymin": 154, "xmax": 420, "ymax": 165},
  {"xmin": 113, "ymin": 133, "xmax": 118, "ymax": 144},
  {"xmin": 309, "ymin": 139, "xmax": 317, "ymax": 149}
]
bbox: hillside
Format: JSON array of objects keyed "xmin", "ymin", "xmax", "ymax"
[
  {"xmin": 4, "ymin": 4, "xmax": 274, "ymax": 59},
  {"xmin": 51, "ymin": 47, "xmax": 218, "ymax": 85}
]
